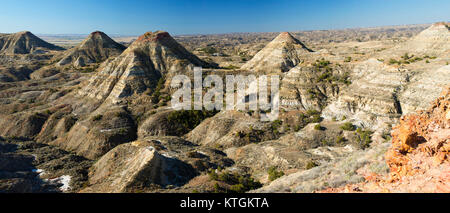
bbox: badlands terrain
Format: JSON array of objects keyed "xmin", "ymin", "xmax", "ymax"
[{"xmin": 0, "ymin": 23, "xmax": 448, "ymax": 193}]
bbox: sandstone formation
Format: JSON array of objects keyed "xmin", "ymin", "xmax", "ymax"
[
  {"xmin": 321, "ymin": 23, "xmax": 450, "ymax": 133},
  {"xmin": 82, "ymin": 141, "xmax": 196, "ymax": 192},
  {"xmin": 241, "ymin": 32, "xmax": 312, "ymax": 73},
  {"xmin": 388, "ymin": 22, "xmax": 449, "ymax": 57},
  {"xmin": 318, "ymin": 86, "xmax": 449, "ymax": 193},
  {"xmin": 78, "ymin": 31, "xmax": 209, "ymax": 103},
  {"xmin": 185, "ymin": 110, "xmax": 278, "ymax": 149},
  {"xmin": 399, "ymin": 65, "xmax": 450, "ymax": 114},
  {"xmin": 279, "ymin": 62, "xmax": 347, "ymax": 111},
  {"xmin": 56, "ymin": 31, "xmax": 126, "ymax": 67},
  {"xmin": 0, "ymin": 31, "xmax": 63, "ymax": 54},
  {"xmin": 49, "ymin": 107, "xmax": 137, "ymax": 160},
  {"xmin": 0, "ymin": 23, "xmax": 448, "ymax": 193},
  {"xmin": 82, "ymin": 136, "xmax": 233, "ymax": 192},
  {"xmin": 321, "ymin": 59, "xmax": 408, "ymax": 130}
]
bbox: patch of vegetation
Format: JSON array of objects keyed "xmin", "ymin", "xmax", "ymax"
[
  {"xmin": 235, "ymin": 127, "xmax": 265, "ymax": 144},
  {"xmin": 199, "ymin": 46, "xmax": 217, "ymax": 55},
  {"xmin": 314, "ymin": 124, "xmax": 323, "ymax": 131},
  {"xmin": 92, "ymin": 114, "xmax": 103, "ymax": 121},
  {"xmin": 305, "ymin": 160, "xmax": 318, "ymax": 170},
  {"xmin": 271, "ymin": 120, "xmax": 283, "ymax": 135},
  {"xmin": 268, "ymin": 166, "xmax": 285, "ymax": 181},
  {"xmin": 389, "ymin": 53, "xmax": 435, "ymax": 65},
  {"xmin": 297, "ymin": 110, "xmax": 323, "ymax": 131},
  {"xmin": 208, "ymin": 169, "xmax": 262, "ymax": 193},
  {"xmin": 151, "ymin": 77, "xmax": 165, "ymax": 104},
  {"xmin": 340, "ymin": 122, "xmax": 356, "ymax": 131},
  {"xmin": 355, "ymin": 128, "xmax": 373, "ymax": 149},
  {"xmin": 223, "ymin": 65, "xmax": 240, "ymax": 70},
  {"xmin": 167, "ymin": 109, "xmax": 218, "ymax": 134},
  {"xmin": 388, "ymin": 58, "xmax": 401, "ymax": 65},
  {"xmin": 313, "ymin": 58, "xmax": 331, "ymax": 70},
  {"xmin": 344, "ymin": 56, "xmax": 352, "ymax": 63},
  {"xmin": 335, "ymin": 135, "xmax": 346, "ymax": 146},
  {"xmin": 312, "ymin": 59, "xmax": 351, "ymax": 85}
]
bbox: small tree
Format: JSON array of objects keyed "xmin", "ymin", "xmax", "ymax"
[{"xmin": 340, "ymin": 122, "xmax": 356, "ymax": 131}]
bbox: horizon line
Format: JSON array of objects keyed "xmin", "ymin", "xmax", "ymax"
[{"xmin": 21, "ymin": 21, "xmax": 444, "ymax": 37}]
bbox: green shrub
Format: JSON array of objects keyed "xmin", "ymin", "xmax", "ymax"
[
  {"xmin": 313, "ymin": 58, "xmax": 331, "ymax": 69},
  {"xmin": 297, "ymin": 110, "xmax": 323, "ymax": 130},
  {"xmin": 151, "ymin": 77, "xmax": 166, "ymax": 104},
  {"xmin": 314, "ymin": 124, "xmax": 323, "ymax": 131},
  {"xmin": 344, "ymin": 57, "xmax": 352, "ymax": 62},
  {"xmin": 200, "ymin": 46, "xmax": 217, "ymax": 55},
  {"xmin": 268, "ymin": 167, "xmax": 284, "ymax": 181},
  {"xmin": 305, "ymin": 161, "xmax": 318, "ymax": 170},
  {"xmin": 356, "ymin": 128, "xmax": 373, "ymax": 149},
  {"xmin": 167, "ymin": 109, "xmax": 218, "ymax": 134},
  {"xmin": 210, "ymin": 170, "xmax": 262, "ymax": 193},
  {"xmin": 321, "ymin": 139, "xmax": 330, "ymax": 146},
  {"xmin": 340, "ymin": 122, "xmax": 355, "ymax": 131},
  {"xmin": 335, "ymin": 135, "xmax": 346, "ymax": 145},
  {"xmin": 389, "ymin": 58, "xmax": 400, "ymax": 65},
  {"xmin": 92, "ymin": 114, "xmax": 103, "ymax": 121},
  {"xmin": 271, "ymin": 120, "xmax": 282, "ymax": 134}
]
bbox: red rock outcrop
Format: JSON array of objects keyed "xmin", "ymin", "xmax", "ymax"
[{"xmin": 319, "ymin": 86, "xmax": 450, "ymax": 193}]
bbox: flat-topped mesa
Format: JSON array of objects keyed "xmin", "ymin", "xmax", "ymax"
[
  {"xmin": 0, "ymin": 31, "xmax": 64, "ymax": 54},
  {"xmin": 241, "ymin": 31, "xmax": 312, "ymax": 74},
  {"xmin": 57, "ymin": 31, "xmax": 126, "ymax": 67}
]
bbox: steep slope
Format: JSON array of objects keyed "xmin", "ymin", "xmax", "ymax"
[
  {"xmin": 322, "ymin": 23, "xmax": 450, "ymax": 131},
  {"xmin": 321, "ymin": 59, "xmax": 408, "ymax": 130},
  {"xmin": 78, "ymin": 31, "xmax": 209, "ymax": 103},
  {"xmin": 241, "ymin": 32, "xmax": 312, "ymax": 73},
  {"xmin": 80, "ymin": 136, "xmax": 233, "ymax": 192},
  {"xmin": 279, "ymin": 61, "xmax": 349, "ymax": 111},
  {"xmin": 399, "ymin": 65, "xmax": 450, "ymax": 114},
  {"xmin": 0, "ymin": 31, "xmax": 64, "ymax": 54},
  {"xmin": 39, "ymin": 31, "xmax": 210, "ymax": 160},
  {"xmin": 388, "ymin": 22, "xmax": 449, "ymax": 56},
  {"xmin": 320, "ymin": 86, "xmax": 449, "ymax": 193},
  {"xmin": 56, "ymin": 31, "xmax": 126, "ymax": 67}
]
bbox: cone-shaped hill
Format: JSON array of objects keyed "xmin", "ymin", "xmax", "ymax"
[
  {"xmin": 78, "ymin": 31, "xmax": 210, "ymax": 102},
  {"xmin": 57, "ymin": 31, "xmax": 126, "ymax": 67},
  {"xmin": 387, "ymin": 22, "xmax": 450, "ymax": 57},
  {"xmin": 0, "ymin": 31, "xmax": 64, "ymax": 54},
  {"xmin": 241, "ymin": 32, "xmax": 312, "ymax": 74}
]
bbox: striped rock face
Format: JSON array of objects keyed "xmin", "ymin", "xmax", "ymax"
[
  {"xmin": 78, "ymin": 31, "xmax": 208, "ymax": 103},
  {"xmin": 321, "ymin": 59, "xmax": 408, "ymax": 130},
  {"xmin": 390, "ymin": 22, "xmax": 450, "ymax": 56},
  {"xmin": 241, "ymin": 32, "xmax": 312, "ymax": 74},
  {"xmin": 0, "ymin": 31, "xmax": 64, "ymax": 54},
  {"xmin": 56, "ymin": 31, "xmax": 126, "ymax": 67},
  {"xmin": 321, "ymin": 23, "xmax": 450, "ymax": 132}
]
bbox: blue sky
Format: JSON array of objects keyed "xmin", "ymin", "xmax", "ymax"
[{"xmin": 1, "ymin": 0, "xmax": 449, "ymax": 35}]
